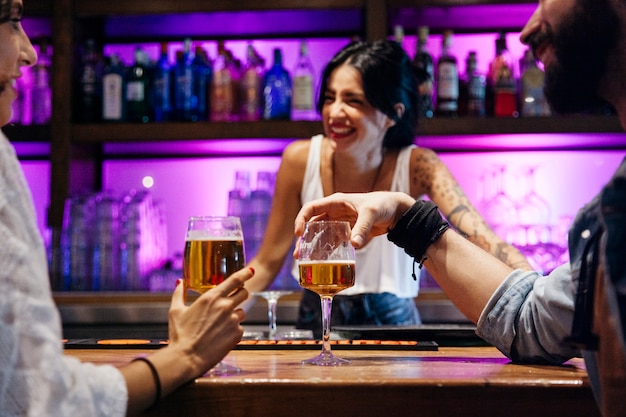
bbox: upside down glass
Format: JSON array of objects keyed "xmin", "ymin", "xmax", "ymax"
[
  {"xmin": 183, "ymin": 216, "xmax": 245, "ymax": 375},
  {"xmin": 252, "ymin": 290, "xmax": 294, "ymax": 340},
  {"xmin": 297, "ymin": 220, "xmax": 356, "ymax": 366}
]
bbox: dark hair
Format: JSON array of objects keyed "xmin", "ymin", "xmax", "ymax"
[
  {"xmin": 317, "ymin": 39, "xmax": 418, "ymax": 149},
  {"xmin": 0, "ymin": 0, "xmax": 10, "ymax": 24}
]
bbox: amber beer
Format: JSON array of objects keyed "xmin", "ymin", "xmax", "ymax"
[
  {"xmin": 298, "ymin": 260, "xmax": 356, "ymax": 296},
  {"xmin": 183, "ymin": 237, "xmax": 245, "ymax": 294}
]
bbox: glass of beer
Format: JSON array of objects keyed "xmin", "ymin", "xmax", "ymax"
[
  {"xmin": 297, "ymin": 220, "xmax": 355, "ymax": 366},
  {"xmin": 183, "ymin": 215, "xmax": 245, "ymax": 375}
]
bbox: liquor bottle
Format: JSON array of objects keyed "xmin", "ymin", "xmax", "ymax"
[
  {"xmin": 435, "ymin": 30, "xmax": 459, "ymax": 117},
  {"xmin": 78, "ymin": 39, "xmax": 102, "ymax": 122},
  {"xmin": 292, "ymin": 40, "xmax": 316, "ymax": 121},
  {"xmin": 152, "ymin": 42, "xmax": 173, "ymax": 122},
  {"xmin": 247, "ymin": 171, "xmax": 275, "ymax": 260},
  {"xmin": 412, "ymin": 26, "xmax": 434, "ymax": 119},
  {"xmin": 10, "ymin": 76, "xmax": 25, "ymax": 124},
  {"xmin": 393, "ymin": 25, "xmax": 406, "ymax": 51},
  {"xmin": 460, "ymin": 51, "xmax": 486, "ymax": 117},
  {"xmin": 239, "ymin": 43, "xmax": 264, "ymax": 121},
  {"xmin": 101, "ymin": 53, "xmax": 125, "ymax": 122},
  {"xmin": 125, "ymin": 47, "xmax": 151, "ymax": 123},
  {"xmin": 174, "ymin": 38, "xmax": 194, "ymax": 121},
  {"xmin": 520, "ymin": 48, "xmax": 551, "ymax": 117},
  {"xmin": 31, "ymin": 41, "xmax": 52, "ymax": 125},
  {"xmin": 191, "ymin": 46, "xmax": 212, "ymax": 121},
  {"xmin": 227, "ymin": 170, "xmax": 251, "ymax": 221},
  {"xmin": 210, "ymin": 41, "xmax": 236, "ymax": 122},
  {"xmin": 263, "ymin": 48, "xmax": 292, "ymax": 120},
  {"xmin": 489, "ymin": 32, "xmax": 518, "ymax": 117}
]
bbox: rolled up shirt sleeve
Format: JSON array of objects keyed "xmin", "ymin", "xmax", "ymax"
[{"xmin": 476, "ymin": 264, "xmax": 580, "ymax": 364}]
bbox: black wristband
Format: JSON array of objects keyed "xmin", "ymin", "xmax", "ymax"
[
  {"xmin": 387, "ymin": 200, "xmax": 449, "ymax": 269},
  {"xmin": 132, "ymin": 357, "xmax": 161, "ymax": 410}
]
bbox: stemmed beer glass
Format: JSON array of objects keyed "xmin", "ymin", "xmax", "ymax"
[
  {"xmin": 297, "ymin": 220, "xmax": 356, "ymax": 366},
  {"xmin": 183, "ymin": 216, "xmax": 245, "ymax": 375}
]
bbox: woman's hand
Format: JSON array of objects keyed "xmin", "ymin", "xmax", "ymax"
[{"xmin": 167, "ymin": 267, "xmax": 253, "ymax": 374}]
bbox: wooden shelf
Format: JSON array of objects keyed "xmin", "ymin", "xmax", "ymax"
[
  {"xmin": 2, "ymin": 124, "xmax": 51, "ymax": 142},
  {"xmin": 74, "ymin": 0, "xmax": 366, "ymax": 16},
  {"xmin": 26, "ymin": 0, "xmax": 53, "ymax": 16},
  {"xmin": 72, "ymin": 121, "xmax": 324, "ymax": 142},
  {"xmin": 69, "ymin": 116, "xmax": 624, "ymax": 145}
]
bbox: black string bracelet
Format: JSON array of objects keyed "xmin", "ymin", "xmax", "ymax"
[
  {"xmin": 387, "ymin": 200, "xmax": 449, "ymax": 278},
  {"xmin": 132, "ymin": 357, "xmax": 161, "ymax": 411}
]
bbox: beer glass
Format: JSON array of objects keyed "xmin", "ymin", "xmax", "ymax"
[
  {"xmin": 183, "ymin": 216, "xmax": 245, "ymax": 375},
  {"xmin": 297, "ymin": 220, "xmax": 355, "ymax": 366}
]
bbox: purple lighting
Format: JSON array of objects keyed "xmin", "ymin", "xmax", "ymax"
[
  {"xmin": 104, "ymin": 10, "xmax": 362, "ymax": 39},
  {"xmin": 103, "ymin": 138, "xmax": 295, "ymax": 157}
]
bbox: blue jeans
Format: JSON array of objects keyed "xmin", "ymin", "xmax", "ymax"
[{"xmin": 296, "ymin": 290, "xmax": 421, "ymax": 339}]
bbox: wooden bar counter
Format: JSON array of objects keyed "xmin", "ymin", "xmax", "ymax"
[{"xmin": 65, "ymin": 345, "xmax": 599, "ymax": 417}]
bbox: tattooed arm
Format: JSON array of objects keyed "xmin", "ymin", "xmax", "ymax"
[{"xmin": 409, "ymin": 148, "xmax": 533, "ymax": 271}]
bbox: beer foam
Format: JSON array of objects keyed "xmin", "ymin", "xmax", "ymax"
[
  {"xmin": 297, "ymin": 260, "xmax": 355, "ymax": 266},
  {"xmin": 186, "ymin": 230, "xmax": 242, "ymax": 241}
]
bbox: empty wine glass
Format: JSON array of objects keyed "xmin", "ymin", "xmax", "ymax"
[
  {"xmin": 483, "ymin": 165, "xmax": 518, "ymax": 243},
  {"xmin": 297, "ymin": 220, "xmax": 356, "ymax": 366},
  {"xmin": 252, "ymin": 290, "xmax": 294, "ymax": 340},
  {"xmin": 183, "ymin": 216, "xmax": 245, "ymax": 376}
]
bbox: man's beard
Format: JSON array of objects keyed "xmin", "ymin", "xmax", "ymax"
[{"xmin": 543, "ymin": 0, "xmax": 620, "ymax": 114}]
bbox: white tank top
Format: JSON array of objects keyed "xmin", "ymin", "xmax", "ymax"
[{"xmin": 293, "ymin": 134, "xmax": 419, "ymax": 297}]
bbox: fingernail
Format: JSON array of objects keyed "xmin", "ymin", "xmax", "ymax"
[
  {"xmin": 249, "ymin": 267, "xmax": 255, "ymax": 275},
  {"xmin": 175, "ymin": 279, "xmax": 182, "ymax": 287}
]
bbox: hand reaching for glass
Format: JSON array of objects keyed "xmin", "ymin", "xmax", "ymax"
[
  {"xmin": 182, "ymin": 216, "xmax": 247, "ymax": 375},
  {"xmin": 297, "ymin": 220, "xmax": 356, "ymax": 366},
  {"xmin": 168, "ymin": 267, "xmax": 252, "ymax": 376},
  {"xmin": 294, "ymin": 191, "xmax": 417, "ymax": 249}
]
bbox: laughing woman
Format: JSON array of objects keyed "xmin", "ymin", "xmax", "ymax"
[{"xmin": 245, "ymin": 39, "xmax": 532, "ymax": 338}]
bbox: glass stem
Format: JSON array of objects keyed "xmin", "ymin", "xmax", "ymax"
[
  {"xmin": 320, "ymin": 295, "xmax": 333, "ymax": 354},
  {"xmin": 267, "ymin": 297, "xmax": 278, "ymax": 340}
]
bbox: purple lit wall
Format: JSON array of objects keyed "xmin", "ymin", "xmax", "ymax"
[
  {"xmin": 103, "ymin": 156, "xmax": 282, "ymax": 258},
  {"xmin": 99, "ymin": 146, "xmax": 625, "ymax": 260},
  {"xmin": 20, "ymin": 160, "xmax": 51, "ymax": 245}
]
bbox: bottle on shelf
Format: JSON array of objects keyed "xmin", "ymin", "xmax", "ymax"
[
  {"xmin": 489, "ymin": 32, "xmax": 518, "ymax": 118},
  {"xmin": 78, "ymin": 39, "xmax": 103, "ymax": 122},
  {"xmin": 125, "ymin": 47, "xmax": 151, "ymax": 123},
  {"xmin": 10, "ymin": 76, "xmax": 25, "ymax": 124},
  {"xmin": 393, "ymin": 25, "xmax": 406, "ymax": 51},
  {"xmin": 412, "ymin": 26, "xmax": 434, "ymax": 119},
  {"xmin": 459, "ymin": 51, "xmax": 486, "ymax": 117},
  {"xmin": 152, "ymin": 42, "xmax": 173, "ymax": 122},
  {"xmin": 520, "ymin": 48, "xmax": 551, "ymax": 117},
  {"xmin": 291, "ymin": 40, "xmax": 317, "ymax": 121},
  {"xmin": 239, "ymin": 42, "xmax": 265, "ymax": 121},
  {"xmin": 210, "ymin": 41, "xmax": 237, "ymax": 122},
  {"xmin": 263, "ymin": 47, "xmax": 292, "ymax": 120},
  {"xmin": 174, "ymin": 38, "xmax": 194, "ymax": 121},
  {"xmin": 191, "ymin": 45, "xmax": 212, "ymax": 122},
  {"xmin": 435, "ymin": 30, "xmax": 459, "ymax": 117},
  {"xmin": 31, "ymin": 40, "xmax": 52, "ymax": 125},
  {"xmin": 247, "ymin": 171, "xmax": 276, "ymax": 261},
  {"xmin": 101, "ymin": 53, "xmax": 125, "ymax": 122}
]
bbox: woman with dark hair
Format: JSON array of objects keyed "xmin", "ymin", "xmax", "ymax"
[
  {"xmin": 0, "ymin": 2, "xmax": 253, "ymax": 415},
  {"xmin": 246, "ymin": 39, "xmax": 530, "ymax": 337}
]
